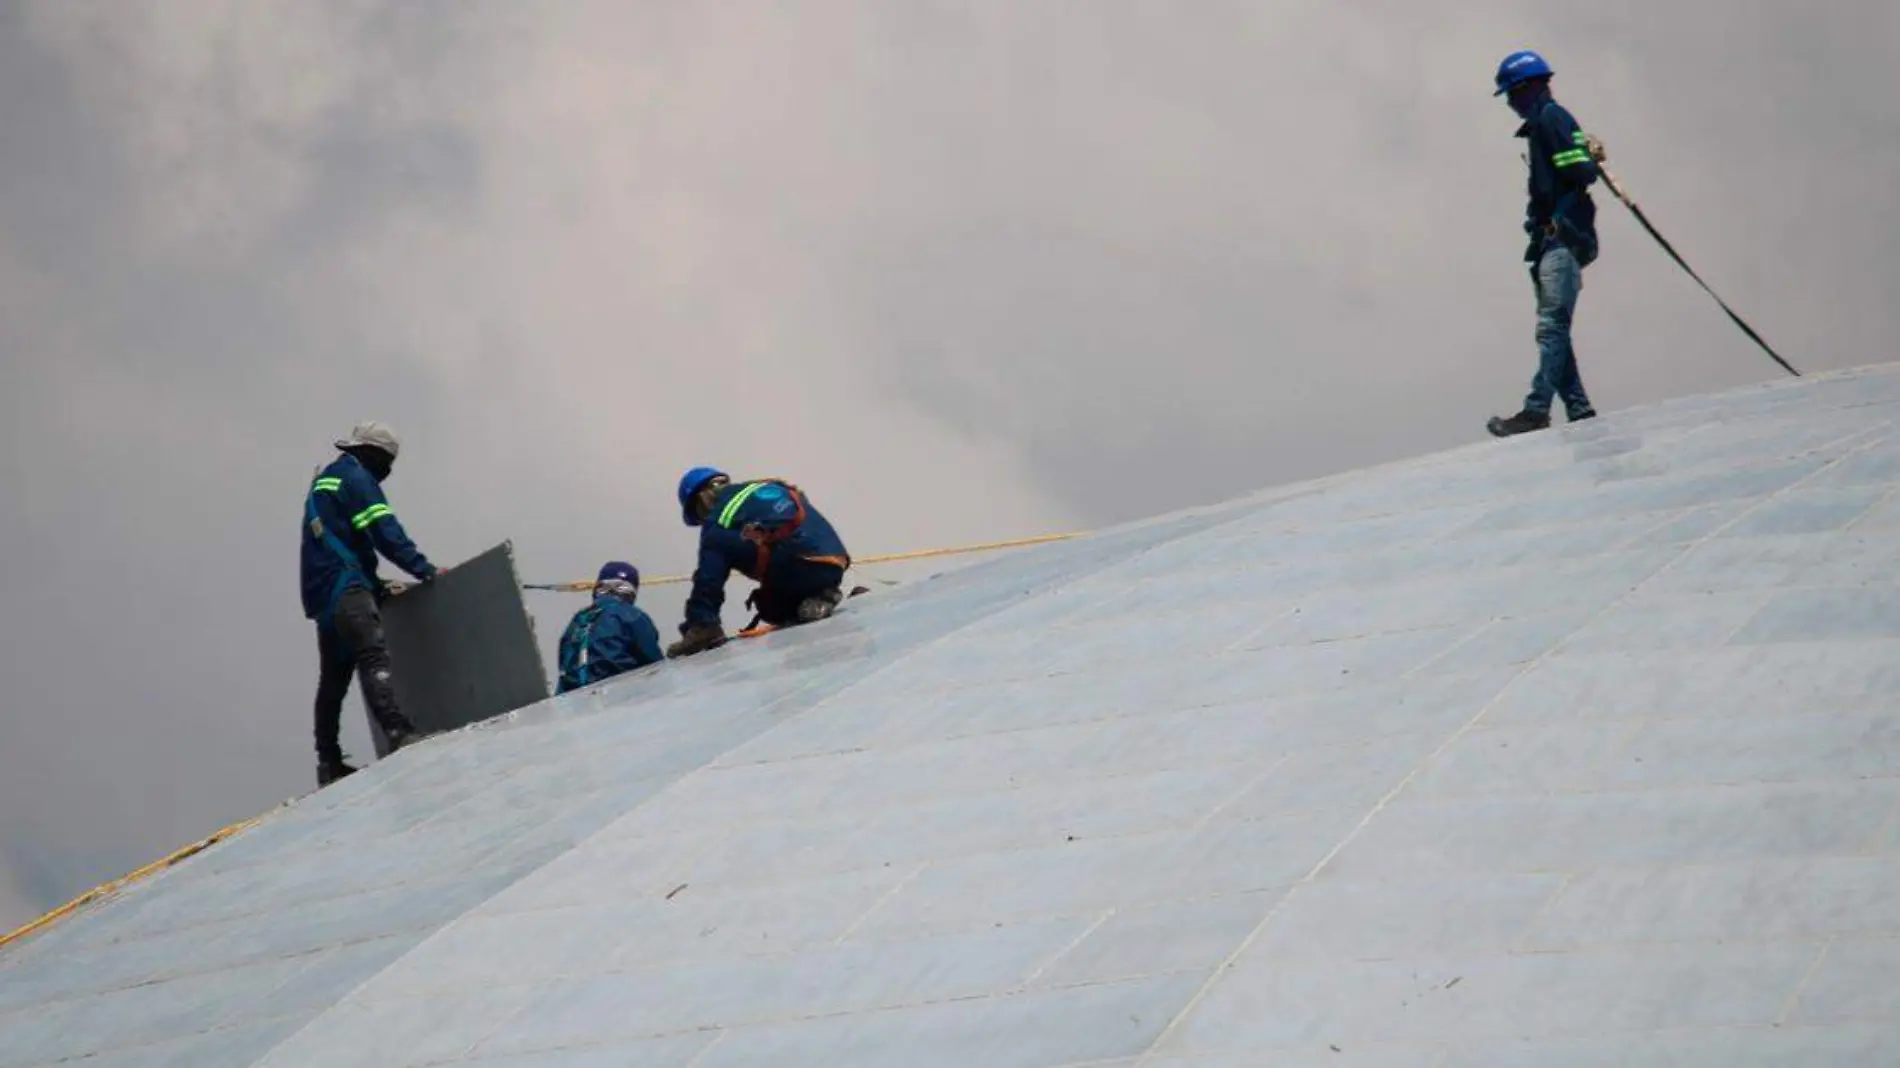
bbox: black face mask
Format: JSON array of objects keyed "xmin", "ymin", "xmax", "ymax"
[
  {"xmin": 1507, "ymin": 82, "xmax": 1548, "ymax": 120},
  {"xmin": 348, "ymin": 446, "xmax": 394, "ymax": 482}
]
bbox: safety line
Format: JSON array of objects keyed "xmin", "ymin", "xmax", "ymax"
[
  {"xmin": 1596, "ymin": 160, "xmax": 1801, "ymax": 379},
  {"xmin": 522, "ymin": 530, "xmax": 1087, "ymax": 593},
  {"xmin": 0, "ymin": 811, "xmax": 273, "ymax": 953}
]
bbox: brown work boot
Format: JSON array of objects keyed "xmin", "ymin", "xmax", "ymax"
[{"xmin": 666, "ymin": 624, "xmax": 729, "ymax": 659}]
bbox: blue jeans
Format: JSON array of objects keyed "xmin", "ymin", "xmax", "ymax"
[{"xmin": 1523, "ymin": 243, "xmax": 1593, "ymax": 417}]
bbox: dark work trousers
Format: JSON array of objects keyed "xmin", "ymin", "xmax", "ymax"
[
  {"xmin": 748, "ymin": 558, "xmax": 846, "ymax": 626},
  {"xmin": 313, "ymin": 586, "xmax": 412, "ymax": 762}
]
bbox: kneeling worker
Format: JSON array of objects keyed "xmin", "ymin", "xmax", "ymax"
[
  {"xmin": 668, "ymin": 467, "xmax": 851, "ymax": 658},
  {"xmin": 556, "ymin": 560, "xmax": 664, "ymax": 693},
  {"xmin": 301, "ymin": 421, "xmax": 438, "ymax": 786}
]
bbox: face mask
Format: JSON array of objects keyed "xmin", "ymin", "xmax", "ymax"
[
  {"xmin": 1507, "ymin": 84, "xmax": 1543, "ymax": 119},
  {"xmin": 594, "ymin": 579, "xmax": 638, "ymax": 601}
]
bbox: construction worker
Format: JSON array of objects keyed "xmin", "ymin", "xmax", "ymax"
[
  {"xmin": 667, "ymin": 467, "xmax": 851, "ymax": 658},
  {"xmin": 1487, "ymin": 49, "xmax": 1602, "ymax": 438},
  {"xmin": 556, "ymin": 561, "xmax": 664, "ymax": 693},
  {"xmin": 300, "ymin": 421, "xmax": 437, "ymax": 786}
]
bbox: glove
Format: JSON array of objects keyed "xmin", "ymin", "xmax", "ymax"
[
  {"xmin": 666, "ymin": 624, "xmax": 729, "ymax": 659},
  {"xmin": 384, "ymin": 569, "xmax": 437, "ymax": 599}
]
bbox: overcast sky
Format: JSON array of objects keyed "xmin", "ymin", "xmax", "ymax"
[{"xmin": 1, "ymin": 0, "xmax": 1894, "ymax": 929}]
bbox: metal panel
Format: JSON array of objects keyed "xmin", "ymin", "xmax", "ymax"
[{"xmin": 376, "ymin": 541, "xmax": 549, "ymax": 756}]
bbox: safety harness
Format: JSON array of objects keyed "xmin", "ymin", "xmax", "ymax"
[
  {"xmin": 715, "ymin": 478, "xmax": 812, "ymax": 580},
  {"xmin": 306, "ymin": 475, "xmax": 364, "ymax": 631},
  {"xmin": 715, "ymin": 478, "xmax": 852, "ymax": 631},
  {"xmin": 559, "ymin": 601, "xmax": 607, "ymax": 691},
  {"xmin": 305, "ymin": 463, "xmax": 395, "ymax": 652}
]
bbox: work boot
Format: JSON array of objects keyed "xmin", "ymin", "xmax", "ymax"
[
  {"xmin": 383, "ymin": 718, "xmax": 425, "ymax": 753},
  {"xmin": 795, "ymin": 587, "xmax": 846, "ymax": 623},
  {"xmin": 1568, "ymin": 407, "xmax": 1597, "ymax": 422},
  {"xmin": 666, "ymin": 623, "xmax": 729, "ymax": 659},
  {"xmin": 1487, "ymin": 409, "xmax": 1551, "ymax": 438},
  {"xmin": 317, "ymin": 755, "xmax": 359, "ymax": 787}
]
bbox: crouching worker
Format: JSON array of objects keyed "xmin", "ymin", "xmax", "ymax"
[
  {"xmin": 301, "ymin": 421, "xmax": 438, "ymax": 787},
  {"xmin": 667, "ymin": 467, "xmax": 851, "ymax": 658},
  {"xmin": 556, "ymin": 561, "xmax": 664, "ymax": 693}
]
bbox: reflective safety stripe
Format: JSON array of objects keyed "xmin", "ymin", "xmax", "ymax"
[
  {"xmin": 1552, "ymin": 148, "xmax": 1591, "ymax": 168},
  {"xmin": 716, "ymin": 483, "xmax": 765, "ymax": 528},
  {"xmin": 312, "ymin": 477, "xmax": 343, "ymax": 492},
  {"xmin": 1572, "ymin": 130, "xmax": 1589, "ymax": 146},
  {"xmin": 350, "ymin": 503, "xmax": 392, "ymax": 530}
]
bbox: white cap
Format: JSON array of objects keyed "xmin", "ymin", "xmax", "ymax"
[{"xmin": 334, "ymin": 421, "xmax": 401, "ymax": 459}]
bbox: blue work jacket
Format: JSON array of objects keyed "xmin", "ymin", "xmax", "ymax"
[
  {"xmin": 299, "ymin": 454, "xmax": 435, "ymax": 621},
  {"xmin": 683, "ymin": 479, "xmax": 849, "ymax": 628}
]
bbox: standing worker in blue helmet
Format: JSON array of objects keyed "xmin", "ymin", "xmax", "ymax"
[
  {"xmin": 667, "ymin": 467, "xmax": 852, "ymax": 658},
  {"xmin": 300, "ymin": 421, "xmax": 438, "ymax": 786},
  {"xmin": 1487, "ymin": 49, "xmax": 1603, "ymax": 438},
  {"xmin": 556, "ymin": 560, "xmax": 664, "ymax": 693}
]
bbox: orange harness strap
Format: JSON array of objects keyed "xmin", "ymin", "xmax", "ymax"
[
  {"xmin": 730, "ymin": 480, "xmax": 852, "ymax": 629},
  {"xmin": 735, "ymin": 480, "xmax": 810, "ymax": 580}
]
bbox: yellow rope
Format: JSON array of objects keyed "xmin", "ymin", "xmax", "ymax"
[
  {"xmin": 526, "ymin": 530, "xmax": 1088, "ymax": 593},
  {"xmin": 0, "ymin": 811, "xmax": 271, "ymax": 953}
]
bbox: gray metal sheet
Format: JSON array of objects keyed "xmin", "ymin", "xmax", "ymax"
[
  {"xmin": 377, "ymin": 541, "xmax": 549, "ymax": 755},
  {"xmin": 6, "ymin": 363, "xmax": 1900, "ymax": 1065}
]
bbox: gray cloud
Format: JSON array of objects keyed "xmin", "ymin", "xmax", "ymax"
[{"xmin": 0, "ymin": 1, "xmax": 1893, "ymax": 930}]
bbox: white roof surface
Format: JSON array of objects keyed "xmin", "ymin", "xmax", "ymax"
[{"xmin": 8, "ymin": 364, "xmax": 1900, "ymax": 1066}]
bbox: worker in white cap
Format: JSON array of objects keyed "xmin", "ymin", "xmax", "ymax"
[{"xmin": 298, "ymin": 421, "xmax": 438, "ymax": 786}]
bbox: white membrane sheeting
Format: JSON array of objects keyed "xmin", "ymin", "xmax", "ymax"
[{"xmin": 9, "ymin": 364, "xmax": 1900, "ymax": 1066}]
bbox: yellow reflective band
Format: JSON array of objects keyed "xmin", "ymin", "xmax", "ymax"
[
  {"xmin": 312, "ymin": 478, "xmax": 342, "ymax": 492},
  {"xmin": 350, "ymin": 503, "xmax": 392, "ymax": 530},
  {"xmin": 717, "ymin": 482, "xmax": 765, "ymax": 528},
  {"xmin": 1572, "ymin": 130, "xmax": 1589, "ymax": 146},
  {"xmin": 1552, "ymin": 149, "xmax": 1590, "ymax": 167}
]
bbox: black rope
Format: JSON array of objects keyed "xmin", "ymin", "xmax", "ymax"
[{"xmin": 1603, "ymin": 173, "xmax": 1801, "ymax": 378}]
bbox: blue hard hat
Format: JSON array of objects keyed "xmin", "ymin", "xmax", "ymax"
[
  {"xmin": 677, "ymin": 466, "xmax": 726, "ymax": 526},
  {"xmin": 596, "ymin": 560, "xmax": 639, "ymax": 587},
  {"xmin": 1494, "ymin": 49, "xmax": 1553, "ymax": 95}
]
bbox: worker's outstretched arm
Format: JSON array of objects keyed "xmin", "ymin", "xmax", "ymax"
[
  {"xmin": 681, "ymin": 537, "xmax": 732, "ymax": 631},
  {"xmin": 347, "ymin": 469, "xmax": 437, "ymax": 580}
]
